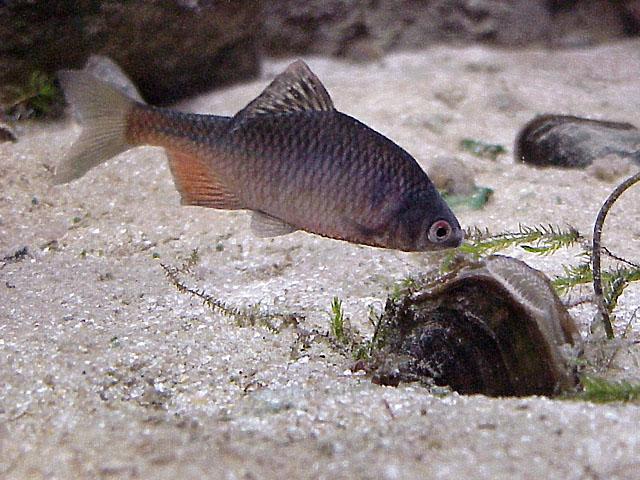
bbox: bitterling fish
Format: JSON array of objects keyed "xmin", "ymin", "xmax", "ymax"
[{"xmin": 55, "ymin": 60, "xmax": 463, "ymax": 251}]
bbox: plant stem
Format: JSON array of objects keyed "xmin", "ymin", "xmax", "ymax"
[{"xmin": 592, "ymin": 170, "xmax": 640, "ymax": 339}]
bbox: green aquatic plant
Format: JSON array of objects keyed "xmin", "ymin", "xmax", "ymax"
[
  {"xmin": 327, "ymin": 297, "xmax": 368, "ymax": 356},
  {"xmin": 600, "ymin": 266, "xmax": 640, "ymax": 317},
  {"xmin": 362, "ymin": 306, "xmax": 386, "ymax": 360},
  {"xmin": 2, "ymin": 71, "xmax": 63, "ymax": 119},
  {"xmin": 450, "ymin": 224, "xmax": 582, "ymax": 260},
  {"xmin": 388, "ymin": 276, "xmax": 419, "ymax": 301},
  {"xmin": 574, "ymin": 376, "xmax": 640, "ymax": 403},
  {"xmin": 459, "ymin": 138, "xmax": 506, "ymax": 160},
  {"xmin": 329, "ymin": 297, "xmax": 347, "ymax": 344},
  {"xmin": 441, "ymin": 186, "xmax": 493, "ymax": 211},
  {"xmin": 552, "ymin": 263, "xmax": 593, "ymax": 296},
  {"xmin": 342, "ymin": 308, "xmax": 386, "ymax": 361},
  {"xmin": 161, "ymin": 262, "xmax": 299, "ymax": 333}
]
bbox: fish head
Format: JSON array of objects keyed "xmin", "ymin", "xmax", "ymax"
[{"xmin": 394, "ymin": 192, "xmax": 464, "ymax": 251}]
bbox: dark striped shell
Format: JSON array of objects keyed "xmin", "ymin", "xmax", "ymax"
[{"xmin": 371, "ymin": 255, "xmax": 580, "ymax": 397}]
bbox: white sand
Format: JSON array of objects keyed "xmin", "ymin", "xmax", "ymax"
[{"xmin": 1, "ymin": 41, "xmax": 640, "ymax": 479}]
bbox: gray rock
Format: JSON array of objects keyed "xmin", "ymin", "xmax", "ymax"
[
  {"xmin": 515, "ymin": 114, "xmax": 640, "ymax": 168},
  {"xmin": 0, "ymin": 1, "xmax": 260, "ymax": 104}
]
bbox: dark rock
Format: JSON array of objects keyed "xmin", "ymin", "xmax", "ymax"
[
  {"xmin": 261, "ymin": 0, "xmax": 636, "ymax": 59},
  {"xmin": 0, "ymin": 120, "xmax": 17, "ymax": 143},
  {"xmin": 370, "ymin": 255, "xmax": 579, "ymax": 397},
  {"xmin": 547, "ymin": 0, "xmax": 632, "ymax": 47},
  {"xmin": 0, "ymin": 1, "xmax": 260, "ymax": 105},
  {"xmin": 622, "ymin": 0, "xmax": 640, "ymax": 35},
  {"xmin": 515, "ymin": 114, "xmax": 640, "ymax": 168}
]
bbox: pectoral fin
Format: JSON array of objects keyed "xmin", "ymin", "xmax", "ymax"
[{"xmin": 250, "ymin": 211, "xmax": 298, "ymax": 237}]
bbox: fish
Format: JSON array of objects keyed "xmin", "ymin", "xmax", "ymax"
[{"xmin": 55, "ymin": 60, "xmax": 463, "ymax": 252}]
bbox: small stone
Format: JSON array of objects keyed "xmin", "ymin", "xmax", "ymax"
[{"xmin": 426, "ymin": 157, "xmax": 476, "ymax": 196}]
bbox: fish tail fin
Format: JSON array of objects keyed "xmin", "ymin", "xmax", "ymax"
[{"xmin": 53, "ymin": 70, "xmax": 140, "ymax": 184}]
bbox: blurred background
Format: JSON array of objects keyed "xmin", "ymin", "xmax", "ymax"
[{"xmin": 1, "ymin": 0, "xmax": 639, "ymax": 111}]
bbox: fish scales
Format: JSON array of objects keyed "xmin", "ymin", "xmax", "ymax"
[
  {"xmin": 127, "ymin": 107, "xmax": 230, "ymax": 152},
  {"xmin": 55, "ymin": 60, "xmax": 463, "ymax": 251},
  {"xmin": 233, "ymin": 114, "xmax": 401, "ymax": 235},
  {"xmin": 130, "ymin": 109, "xmax": 420, "ymax": 239}
]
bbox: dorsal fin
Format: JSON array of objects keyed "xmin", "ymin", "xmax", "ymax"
[{"xmin": 232, "ymin": 60, "xmax": 334, "ymax": 127}]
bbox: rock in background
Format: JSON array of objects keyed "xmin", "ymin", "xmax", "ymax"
[
  {"xmin": 1, "ymin": 0, "xmax": 639, "ymax": 103},
  {"xmin": 0, "ymin": 0, "xmax": 261, "ymax": 105},
  {"xmin": 262, "ymin": 0, "xmax": 639, "ymax": 60}
]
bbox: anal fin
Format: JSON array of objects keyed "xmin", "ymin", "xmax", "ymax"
[
  {"xmin": 166, "ymin": 149, "xmax": 242, "ymax": 209},
  {"xmin": 250, "ymin": 211, "xmax": 298, "ymax": 237}
]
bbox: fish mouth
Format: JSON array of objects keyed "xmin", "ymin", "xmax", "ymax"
[{"xmin": 450, "ymin": 227, "xmax": 465, "ymax": 247}]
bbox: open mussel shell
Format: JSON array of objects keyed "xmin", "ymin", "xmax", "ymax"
[{"xmin": 371, "ymin": 255, "xmax": 580, "ymax": 397}]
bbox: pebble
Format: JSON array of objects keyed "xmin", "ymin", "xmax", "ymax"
[{"xmin": 426, "ymin": 156, "xmax": 476, "ymax": 195}]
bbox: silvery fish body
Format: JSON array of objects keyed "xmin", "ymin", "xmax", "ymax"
[{"xmin": 56, "ymin": 60, "xmax": 463, "ymax": 251}]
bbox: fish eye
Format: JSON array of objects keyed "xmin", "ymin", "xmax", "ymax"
[{"xmin": 428, "ymin": 220, "xmax": 452, "ymax": 243}]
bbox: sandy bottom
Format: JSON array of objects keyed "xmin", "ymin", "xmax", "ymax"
[{"xmin": 2, "ymin": 41, "xmax": 640, "ymax": 479}]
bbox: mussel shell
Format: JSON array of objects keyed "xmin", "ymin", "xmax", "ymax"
[
  {"xmin": 515, "ymin": 114, "xmax": 640, "ymax": 168},
  {"xmin": 371, "ymin": 255, "xmax": 580, "ymax": 397}
]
